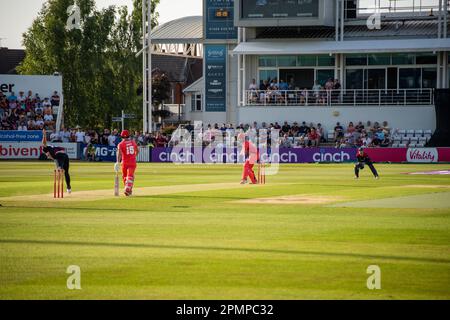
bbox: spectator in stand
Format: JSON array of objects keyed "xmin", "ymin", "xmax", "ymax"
[
  {"xmin": 43, "ymin": 113, "xmax": 54, "ymax": 127},
  {"xmin": 35, "ymin": 103, "xmax": 43, "ymax": 116},
  {"xmin": 7, "ymin": 92, "xmax": 17, "ymax": 103},
  {"xmin": 355, "ymin": 121, "xmax": 364, "ymax": 131},
  {"xmin": 259, "ymin": 80, "xmax": 269, "ymax": 103},
  {"xmin": 61, "ymin": 128, "xmax": 70, "ymax": 142},
  {"xmin": 17, "ymin": 91, "xmax": 26, "ymax": 104},
  {"xmin": 51, "ymin": 91, "xmax": 60, "ymax": 106},
  {"xmin": 347, "ymin": 122, "xmax": 356, "ymax": 134},
  {"xmin": 312, "ymin": 81, "xmax": 322, "ymax": 104},
  {"xmin": 324, "ymin": 78, "xmax": 334, "ymax": 103},
  {"xmin": 248, "ymin": 79, "xmax": 258, "ymax": 103},
  {"xmin": 17, "ymin": 120, "xmax": 27, "ymax": 131},
  {"xmin": 333, "ymin": 79, "xmax": 341, "ymax": 103},
  {"xmin": 100, "ymin": 129, "xmax": 110, "ymax": 145},
  {"xmin": 307, "ymin": 127, "xmax": 320, "ymax": 147},
  {"xmin": 280, "ymin": 134, "xmax": 292, "ymax": 148},
  {"xmin": 361, "ymin": 132, "xmax": 372, "ymax": 147},
  {"xmin": 69, "ymin": 129, "xmax": 77, "ymax": 142},
  {"xmin": 281, "ymin": 121, "xmax": 291, "ymax": 134},
  {"xmin": 50, "ymin": 130, "xmax": 61, "ymax": 142},
  {"xmin": 75, "ymin": 127, "xmax": 86, "ymax": 143},
  {"xmin": 35, "ymin": 115, "xmax": 44, "ymax": 129},
  {"xmin": 334, "ymin": 122, "xmax": 344, "ymax": 142},
  {"xmin": 85, "ymin": 132, "xmax": 92, "ymax": 144},
  {"xmin": 381, "ymin": 121, "xmax": 390, "ymax": 135},
  {"xmin": 317, "ymin": 123, "xmax": 326, "ymax": 143},
  {"xmin": 366, "ymin": 121, "xmax": 373, "ymax": 137},
  {"xmin": 155, "ymin": 132, "xmax": 168, "ymax": 147},
  {"xmin": 108, "ymin": 129, "xmax": 119, "ymax": 146}
]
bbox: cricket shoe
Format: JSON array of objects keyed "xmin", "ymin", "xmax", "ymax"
[
  {"xmin": 67, "ymin": 188, "xmax": 72, "ymax": 194},
  {"xmin": 124, "ymin": 188, "xmax": 133, "ymax": 197},
  {"xmin": 354, "ymin": 176, "xmax": 359, "ymax": 179},
  {"xmin": 375, "ymin": 176, "xmax": 380, "ymax": 180},
  {"xmin": 240, "ymin": 179, "xmax": 248, "ymax": 184}
]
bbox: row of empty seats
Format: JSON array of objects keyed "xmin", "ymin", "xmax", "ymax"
[{"xmin": 391, "ymin": 129, "xmax": 433, "ymax": 147}]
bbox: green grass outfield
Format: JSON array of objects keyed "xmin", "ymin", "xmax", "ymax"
[{"xmin": 0, "ymin": 161, "xmax": 449, "ymax": 299}]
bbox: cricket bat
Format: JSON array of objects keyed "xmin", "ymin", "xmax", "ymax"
[{"xmin": 114, "ymin": 173, "xmax": 119, "ymax": 196}]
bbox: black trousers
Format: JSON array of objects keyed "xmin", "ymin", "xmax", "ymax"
[
  {"xmin": 55, "ymin": 153, "xmax": 71, "ymax": 189},
  {"xmin": 354, "ymin": 162, "xmax": 378, "ymax": 178}
]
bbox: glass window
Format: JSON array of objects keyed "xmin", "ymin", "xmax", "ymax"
[
  {"xmin": 277, "ymin": 56, "xmax": 297, "ymax": 67},
  {"xmin": 422, "ymin": 68, "xmax": 437, "ymax": 88},
  {"xmin": 367, "ymin": 69, "xmax": 386, "ymax": 89},
  {"xmin": 317, "ymin": 55, "xmax": 335, "ymax": 66},
  {"xmin": 316, "ymin": 70, "xmax": 335, "ymax": 86},
  {"xmin": 416, "ymin": 53, "xmax": 437, "ymax": 65},
  {"xmin": 191, "ymin": 94, "xmax": 202, "ymax": 112},
  {"xmin": 399, "ymin": 68, "xmax": 421, "ymax": 88},
  {"xmin": 346, "ymin": 69, "xmax": 364, "ymax": 89},
  {"xmin": 259, "ymin": 56, "xmax": 277, "ymax": 67},
  {"xmin": 346, "ymin": 54, "xmax": 367, "ymax": 66},
  {"xmin": 297, "ymin": 55, "xmax": 317, "ymax": 66},
  {"xmin": 259, "ymin": 69, "xmax": 278, "ymax": 84},
  {"xmin": 392, "ymin": 53, "xmax": 415, "ymax": 65},
  {"xmin": 368, "ymin": 54, "xmax": 391, "ymax": 65}
]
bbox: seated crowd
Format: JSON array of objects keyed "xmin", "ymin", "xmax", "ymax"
[
  {"xmin": 177, "ymin": 120, "xmax": 392, "ymax": 148},
  {"xmin": 333, "ymin": 120, "xmax": 392, "ymax": 148},
  {"xmin": 0, "ymin": 90, "xmax": 60, "ymax": 131},
  {"xmin": 47, "ymin": 127, "xmax": 171, "ymax": 148},
  {"xmin": 248, "ymin": 78, "xmax": 341, "ymax": 105}
]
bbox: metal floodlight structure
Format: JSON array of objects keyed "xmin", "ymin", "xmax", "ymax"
[{"xmin": 137, "ymin": 1, "xmax": 203, "ymax": 133}]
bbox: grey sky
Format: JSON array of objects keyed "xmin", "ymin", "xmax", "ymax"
[{"xmin": 0, "ymin": 0, "xmax": 202, "ymax": 49}]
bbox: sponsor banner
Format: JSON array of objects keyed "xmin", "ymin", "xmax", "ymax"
[
  {"xmin": 242, "ymin": 0, "xmax": 319, "ymax": 19},
  {"xmin": 438, "ymin": 148, "xmax": 450, "ymax": 162},
  {"xmin": 81, "ymin": 144, "xmax": 117, "ymax": 162},
  {"xmin": 80, "ymin": 145, "xmax": 150, "ymax": 162},
  {"xmin": 407, "ymin": 148, "xmax": 438, "ymax": 163},
  {"xmin": 364, "ymin": 148, "xmax": 407, "ymax": 163},
  {"xmin": 205, "ymin": 0, "xmax": 237, "ymax": 40},
  {"xmin": 151, "ymin": 147, "xmax": 356, "ymax": 163},
  {"xmin": 0, "ymin": 130, "xmax": 43, "ymax": 142},
  {"xmin": 151, "ymin": 147, "xmax": 450, "ymax": 163},
  {"xmin": 0, "ymin": 74, "xmax": 62, "ymax": 99},
  {"xmin": 0, "ymin": 142, "xmax": 78, "ymax": 159},
  {"xmin": 205, "ymin": 45, "xmax": 227, "ymax": 112}
]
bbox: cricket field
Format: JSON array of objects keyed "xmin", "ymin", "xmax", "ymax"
[{"xmin": 0, "ymin": 161, "xmax": 449, "ymax": 299}]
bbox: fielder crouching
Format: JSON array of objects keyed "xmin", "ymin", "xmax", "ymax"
[{"xmin": 354, "ymin": 147, "xmax": 379, "ymax": 179}]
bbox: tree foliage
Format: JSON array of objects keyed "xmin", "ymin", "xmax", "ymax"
[{"xmin": 18, "ymin": 0, "xmax": 160, "ymax": 130}]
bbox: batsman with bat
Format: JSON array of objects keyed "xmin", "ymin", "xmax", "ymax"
[
  {"xmin": 239, "ymin": 134, "xmax": 259, "ymax": 184},
  {"xmin": 115, "ymin": 130, "xmax": 139, "ymax": 196},
  {"xmin": 354, "ymin": 147, "xmax": 379, "ymax": 179}
]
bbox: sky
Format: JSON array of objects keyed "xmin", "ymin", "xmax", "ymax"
[
  {"xmin": 0, "ymin": 0, "xmax": 203, "ymax": 49},
  {"xmin": 0, "ymin": 0, "xmax": 436, "ymax": 49}
]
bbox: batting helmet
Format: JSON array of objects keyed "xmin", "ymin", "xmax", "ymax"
[{"xmin": 120, "ymin": 130, "xmax": 130, "ymax": 138}]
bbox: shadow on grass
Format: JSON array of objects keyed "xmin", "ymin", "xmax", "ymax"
[{"xmin": 1, "ymin": 239, "xmax": 449, "ymax": 265}]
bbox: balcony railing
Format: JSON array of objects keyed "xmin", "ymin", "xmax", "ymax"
[{"xmin": 244, "ymin": 89, "xmax": 434, "ymax": 107}]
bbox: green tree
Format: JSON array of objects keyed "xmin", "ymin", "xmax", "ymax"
[{"xmin": 18, "ymin": 0, "xmax": 160, "ymax": 129}]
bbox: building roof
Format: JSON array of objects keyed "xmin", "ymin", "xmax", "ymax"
[
  {"xmin": 233, "ymin": 38, "xmax": 450, "ymax": 55},
  {"xmin": 0, "ymin": 48, "xmax": 26, "ymax": 74},
  {"xmin": 183, "ymin": 77, "xmax": 204, "ymax": 93},
  {"xmin": 256, "ymin": 20, "xmax": 448, "ymax": 40},
  {"xmin": 151, "ymin": 16, "xmax": 203, "ymax": 44},
  {"xmin": 152, "ymin": 55, "xmax": 202, "ymax": 85}
]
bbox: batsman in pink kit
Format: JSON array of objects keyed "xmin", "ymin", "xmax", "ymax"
[
  {"xmin": 115, "ymin": 130, "xmax": 139, "ymax": 196},
  {"xmin": 240, "ymin": 135, "xmax": 259, "ymax": 184}
]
